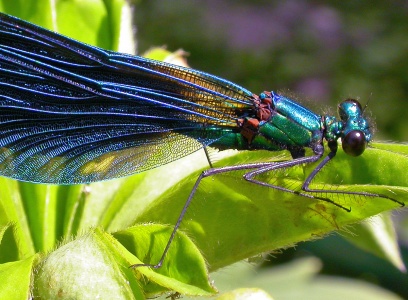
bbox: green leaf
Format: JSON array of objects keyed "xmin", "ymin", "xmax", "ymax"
[
  {"xmin": 18, "ymin": 183, "xmax": 60, "ymax": 252},
  {"xmin": 113, "ymin": 224, "xmax": 216, "ymax": 296},
  {"xmin": 136, "ymin": 143, "xmax": 408, "ymax": 272},
  {"xmin": 342, "ymin": 213, "xmax": 405, "ymax": 271},
  {"xmin": 0, "ymin": 254, "xmax": 37, "ymax": 300},
  {"xmin": 0, "ymin": 178, "xmax": 35, "ymax": 260},
  {"xmin": 0, "ymin": 0, "xmax": 130, "ymax": 51},
  {"xmin": 0, "ymin": 225, "xmax": 20, "ymax": 263}
]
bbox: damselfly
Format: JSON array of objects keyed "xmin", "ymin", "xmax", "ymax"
[{"xmin": 0, "ymin": 12, "xmax": 403, "ymax": 269}]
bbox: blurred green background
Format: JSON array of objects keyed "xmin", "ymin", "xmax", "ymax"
[
  {"xmin": 135, "ymin": 0, "xmax": 408, "ymax": 142},
  {"xmin": 134, "ymin": 0, "xmax": 408, "ymax": 298}
]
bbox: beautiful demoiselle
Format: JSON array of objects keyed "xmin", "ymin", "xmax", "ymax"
[{"xmin": 0, "ymin": 12, "xmax": 403, "ymax": 269}]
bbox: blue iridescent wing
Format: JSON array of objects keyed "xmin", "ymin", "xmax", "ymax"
[{"xmin": 0, "ymin": 13, "xmax": 254, "ymax": 184}]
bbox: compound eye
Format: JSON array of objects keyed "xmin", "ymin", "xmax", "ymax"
[
  {"xmin": 344, "ymin": 99, "xmax": 363, "ymax": 110},
  {"xmin": 342, "ymin": 130, "xmax": 366, "ymax": 156},
  {"xmin": 338, "ymin": 99, "xmax": 363, "ymax": 120}
]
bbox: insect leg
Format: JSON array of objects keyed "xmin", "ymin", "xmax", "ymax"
[
  {"xmin": 302, "ymin": 151, "xmax": 404, "ymax": 207},
  {"xmin": 243, "ymin": 154, "xmax": 351, "ymax": 211},
  {"xmin": 130, "ymin": 161, "xmax": 280, "ymax": 269}
]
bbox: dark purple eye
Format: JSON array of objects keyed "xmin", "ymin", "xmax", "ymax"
[{"xmin": 342, "ymin": 130, "xmax": 366, "ymax": 156}]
